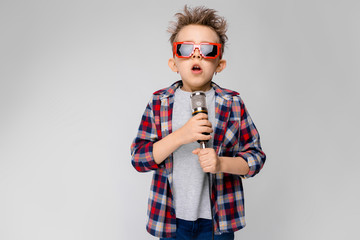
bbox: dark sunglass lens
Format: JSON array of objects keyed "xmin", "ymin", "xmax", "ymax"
[
  {"xmin": 201, "ymin": 45, "xmax": 218, "ymax": 57},
  {"xmin": 177, "ymin": 44, "xmax": 193, "ymax": 57}
]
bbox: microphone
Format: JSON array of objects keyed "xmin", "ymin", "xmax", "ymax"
[
  {"xmin": 190, "ymin": 91, "xmax": 209, "ymax": 149},
  {"xmin": 191, "ymin": 91, "xmax": 214, "ymax": 240}
]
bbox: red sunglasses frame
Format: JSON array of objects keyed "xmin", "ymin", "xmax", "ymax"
[{"xmin": 173, "ymin": 42, "xmax": 222, "ymax": 59}]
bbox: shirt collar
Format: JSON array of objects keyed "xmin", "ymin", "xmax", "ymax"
[{"xmin": 154, "ymin": 80, "xmax": 239, "ymax": 100}]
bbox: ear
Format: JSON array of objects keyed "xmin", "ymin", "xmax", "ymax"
[
  {"xmin": 216, "ymin": 59, "xmax": 226, "ymax": 73},
  {"xmin": 168, "ymin": 58, "xmax": 178, "ymax": 72}
]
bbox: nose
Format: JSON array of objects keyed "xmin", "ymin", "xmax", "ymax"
[{"xmin": 192, "ymin": 48, "xmax": 202, "ymax": 59}]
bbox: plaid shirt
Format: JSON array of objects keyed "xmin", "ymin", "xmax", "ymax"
[{"xmin": 131, "ymin": 81, "xmax": 266, "ymax": 238}]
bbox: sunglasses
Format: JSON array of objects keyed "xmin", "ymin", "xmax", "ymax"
[{"xmin": 173, "ymin": 42, "xmax": 222, "ymax": 59}]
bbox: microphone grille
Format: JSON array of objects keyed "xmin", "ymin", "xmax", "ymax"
[{"xmin": 190, "ymin": 91, "xmax": 207, "ymax": 113}]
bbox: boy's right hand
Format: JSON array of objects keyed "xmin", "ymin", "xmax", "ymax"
[{"xmin": 176, "ymin": 113, "xmax": 213, "ymax": 145}]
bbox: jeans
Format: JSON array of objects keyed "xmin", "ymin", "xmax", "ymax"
[{"xmin": 160, "ymin": 218, "xmax": 234, "ymax": 240}]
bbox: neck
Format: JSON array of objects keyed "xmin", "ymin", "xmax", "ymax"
[{"xmin": 181, "ymin": 82, "xmax": 212, "ymax": 92}]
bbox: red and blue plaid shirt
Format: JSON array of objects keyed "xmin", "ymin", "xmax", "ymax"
[{"xmin": 131, "ymin": 81, "xmax": 266, "ymax": 238}]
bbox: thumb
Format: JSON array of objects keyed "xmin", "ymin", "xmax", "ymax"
[{"xmin": 192, "ymin": 148, "xmax": 201, "ymax": 155}]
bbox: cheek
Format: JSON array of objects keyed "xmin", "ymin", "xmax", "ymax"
[
  {"xmin": 205, "ymin": 63, "xmax": 219, "ymax": 72},
  {"xmin": 175, "ymin": 61, "xmax": 188, "ymax": 70}
]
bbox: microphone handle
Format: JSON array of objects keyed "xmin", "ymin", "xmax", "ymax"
[
  {"xmin": 198, "ymin": 132, "xmax": 209, "ymax": 149},
  {"xmin": 193, "ymin": 112, "xmax": 209, "ymax": 149}
]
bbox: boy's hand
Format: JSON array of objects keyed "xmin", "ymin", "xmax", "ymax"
[
  {"xmin": 176, "ymin": 113, "xmax": 213, "ymax": 145},
  {"xmin": 192, "ymin": 148, "xmax": 221, "ymax": 174}
]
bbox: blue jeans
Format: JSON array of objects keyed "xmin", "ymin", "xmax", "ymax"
[{"xmin": 160, "ymin": 218, "xmax": 234, "ymax": 240}]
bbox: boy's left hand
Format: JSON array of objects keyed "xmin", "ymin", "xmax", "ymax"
[{"xmin": 192, "ymin": 148, "xmax": 221, "ymax": 174}]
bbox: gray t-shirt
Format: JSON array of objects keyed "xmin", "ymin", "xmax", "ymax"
[{"xmin": 172, "ymin": 87, "xmax": 215, "ymax": 221}]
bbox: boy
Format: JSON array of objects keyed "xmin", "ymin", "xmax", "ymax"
[{"xmin": 131, "ymin": 5, "xmax": 266, "ymax": 240}]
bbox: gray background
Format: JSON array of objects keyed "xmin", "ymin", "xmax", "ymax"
[{"xmin": 1, "ymin": 0, "xmax": 359, "ymax": 239}]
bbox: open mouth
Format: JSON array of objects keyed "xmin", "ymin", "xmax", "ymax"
[{"xmin": 191, "ymin": 64, "xmax": 202, "ymax": 73}]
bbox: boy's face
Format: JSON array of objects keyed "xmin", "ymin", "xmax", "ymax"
[{"xmin": 168, "ymin": 24, "xmax": 226, "ymax": 92}]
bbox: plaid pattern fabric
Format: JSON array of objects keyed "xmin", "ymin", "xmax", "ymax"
[{"xmin": 131, "ymin": 81, "xmax": 266, "ymax": 238}]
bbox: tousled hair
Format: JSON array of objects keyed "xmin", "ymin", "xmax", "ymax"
[{"xmin": 168, "ymin": 5, "xmax": 228, "ymax": 55}]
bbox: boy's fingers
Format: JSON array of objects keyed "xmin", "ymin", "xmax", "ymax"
[
  {"xmin": 192, "ymin": 148, "xmax": 201, "ymax": 154},
  {"xmin": 197, "ymin": 134, "xmax": 212, "ymax": 141},
  {"xmin": 193, "ymin": 147, "xmax": 212, "ymax": 156},
  {"xmin": 199, "ymin": 120, "xmax": 212, "ymax": 128},
  {"xmin": 194, "ymin": 113, "xmax": 208, "ymax": 120},
  {"xmin": 200, "ymin": 126, "xmax": 213, "ymax": 134}
]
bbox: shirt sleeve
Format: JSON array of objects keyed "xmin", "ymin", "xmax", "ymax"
[
  {"xmin": 130, "ymin": 97, "xmax": 161, "ymax": 172},
  {"xmin": 235, "ymin": 97, "xmax": 266, "ymax": 179}
]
